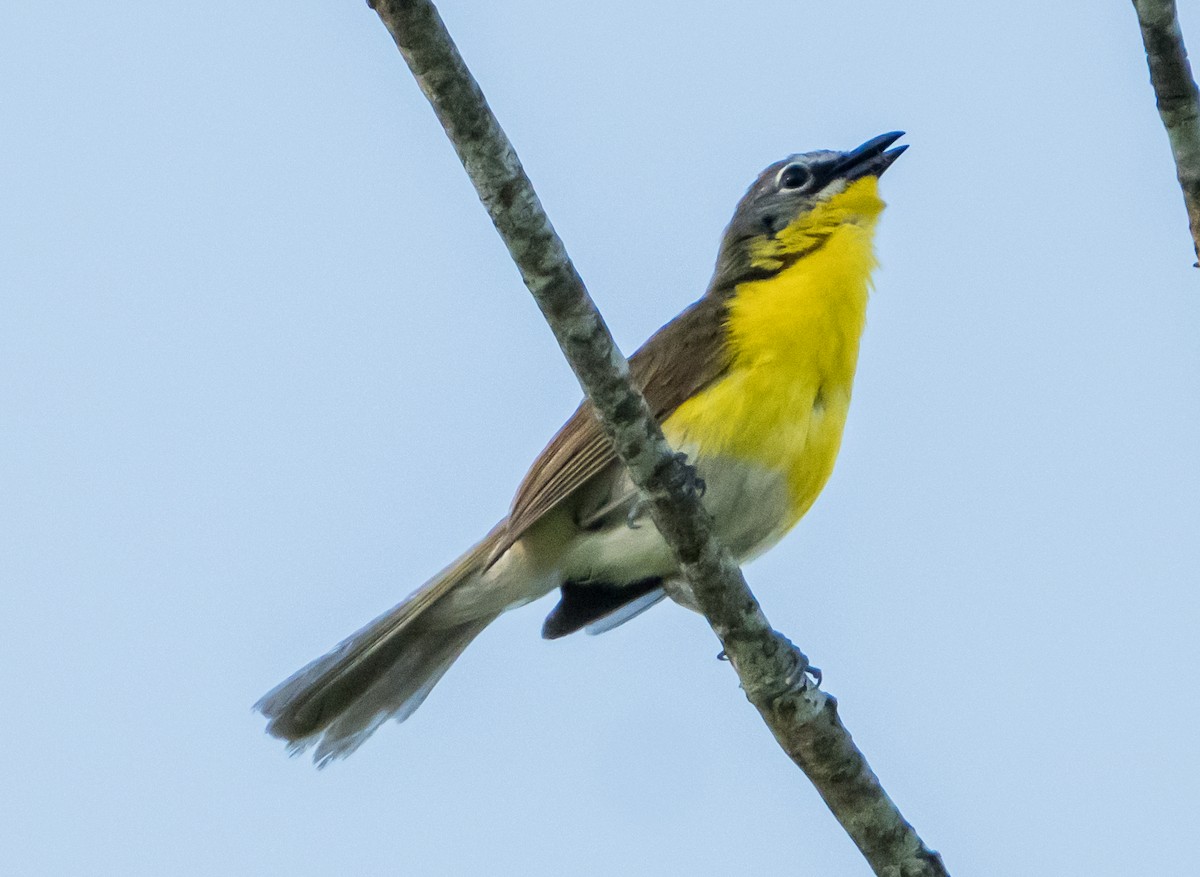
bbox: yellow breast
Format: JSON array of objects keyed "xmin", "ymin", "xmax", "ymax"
[{"xmin": 663, "ymin": 214, "xmax": 877, "ymax": 528}]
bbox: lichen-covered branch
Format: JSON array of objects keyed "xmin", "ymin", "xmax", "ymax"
[
  {"xmin": 367, "ymin": 1, "xmax": 947, "ymax": 873},
  {"xmin": 1133, "ymin": 0, "xmax": 1200, "ymax": 264}
]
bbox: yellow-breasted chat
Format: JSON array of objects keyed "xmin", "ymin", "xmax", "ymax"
[{"xmin": 257, "ymin": 131, "xmax": 907, "ymax": 765}]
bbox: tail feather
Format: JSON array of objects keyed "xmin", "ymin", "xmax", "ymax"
[
  {"xmin": 308, "ymin": 616, "xmax": 493, "ymax": 764},
  {"xmin": 256, "ymin": 527, "xmax": 503, "ymax": 765}
]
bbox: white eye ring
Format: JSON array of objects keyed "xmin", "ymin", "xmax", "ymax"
[{"xmin": 776, "ymin": 163, "xmax": 812, "ymax": 191}]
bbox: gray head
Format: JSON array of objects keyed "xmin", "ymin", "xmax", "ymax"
[{"xmin": 710, "ymin": 131, "xmax": 907, "ymax": 294}]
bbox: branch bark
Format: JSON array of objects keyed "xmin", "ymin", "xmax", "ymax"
[
  {"xmin": 368, "ymin": 1, "xmax": 947, "ymax": 873},
  {"xmin": 1133, "ymin": 0, "xmax": 1200, "ymax": 264}
]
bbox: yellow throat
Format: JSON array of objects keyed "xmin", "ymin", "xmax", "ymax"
[{"xmin": 663, "ymin": 176, "xmax": 885, "ymax": 526}]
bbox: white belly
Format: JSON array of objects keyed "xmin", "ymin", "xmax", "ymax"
[{"xmin": 555, "ymin": 443, "xmax": 792, "ymax": 587}]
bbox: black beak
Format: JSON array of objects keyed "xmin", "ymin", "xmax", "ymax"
[{"xmin": 835, "ymin": 131, "xmax": 908, "ymax": 180}]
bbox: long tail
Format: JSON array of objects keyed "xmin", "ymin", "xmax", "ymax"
[{"xmin": 255, "ymin": 527, "xmax": 503, "ymax": 766}]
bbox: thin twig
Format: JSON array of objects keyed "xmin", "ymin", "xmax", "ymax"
[
  {"xmin": 368, "ymin": 1, "xmax": 947, "ymax": 873},
  {"xmin": 1133, "ymin": 0, "xmax": 1200, "ymax": 264}
]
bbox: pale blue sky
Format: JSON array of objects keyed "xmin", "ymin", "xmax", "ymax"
[{"xmin": 3, "ymin": 2, "xmax": 1198, "ymax": 875}]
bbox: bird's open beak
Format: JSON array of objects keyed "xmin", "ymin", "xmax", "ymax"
[{"xmin": 836, "ymin": 131, "xmax": 908, "ymax": 180}]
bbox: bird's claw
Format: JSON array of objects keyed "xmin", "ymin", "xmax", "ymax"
[{"xmin": 674, "ymin": 452, "xmax": 706, "ymax": 499}]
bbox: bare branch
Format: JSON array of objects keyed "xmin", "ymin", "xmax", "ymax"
[
  {"xmin": 368, "ymin": 1, "xmax": 947, "ymax": 872},
  {"xmin": 1133, "ymin": 0, "xmax": 1200, "ymax": 264}
]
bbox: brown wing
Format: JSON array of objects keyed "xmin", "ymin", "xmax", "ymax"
[{"xmin": 489, "ymin": 295, "xmax": 731, "ymax": 563}]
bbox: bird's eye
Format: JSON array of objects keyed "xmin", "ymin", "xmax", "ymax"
[{"xmin": 778, "ymin": 164, "xmax": 811, "ymax": 191}]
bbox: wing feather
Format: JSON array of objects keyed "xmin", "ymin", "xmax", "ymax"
[{"xmin": 489, "ymin": 295, "xmax": 730, "ymax": 563}]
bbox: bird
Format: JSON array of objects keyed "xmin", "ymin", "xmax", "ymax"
[{"xmin": 256, "ymin": 131, "xmax": 907, "ymax": 765}]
